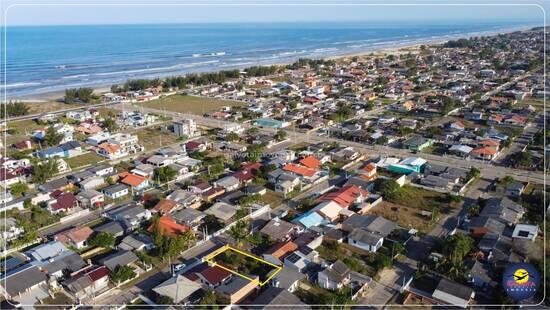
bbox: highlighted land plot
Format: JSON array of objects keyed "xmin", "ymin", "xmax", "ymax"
[{"xmin": 204, "ymin": 245, "xmax": 282, "ymax": 286}]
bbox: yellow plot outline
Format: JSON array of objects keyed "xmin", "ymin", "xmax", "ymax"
[{"xmin": 204, "ymin": 245, "xmax": 283, "ymax": 286}]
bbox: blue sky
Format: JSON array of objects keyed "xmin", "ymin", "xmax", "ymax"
[{"xmin": 1, "ymin": 0, "xmax": 545, "ymax": 26}]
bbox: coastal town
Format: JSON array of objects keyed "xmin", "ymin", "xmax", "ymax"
[{"xmin": 0, "ymin": 27, "xmax": 547, "ymax": 308}]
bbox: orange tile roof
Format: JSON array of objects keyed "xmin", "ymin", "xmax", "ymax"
[
  {"xmin": 317, "ymin": 185, "xmax": 369, "ymax": 208},
  {"xmin": 98, "ymin": 143, "xmax": 121, "ymax": 154},
  {"xmin": 472, "ymin": 147, "xmax": 497, "ymax": 155},
  {"xmin": 265, "ymin": 241, "xmax": 298, "ymax": 259},
  {"xmin": 121, "ymin": 173, "xmax": 147, "ymax": 187},
  {"xmin": 148, "ymin": 216, "xmax": 190, "ymax": 237},
  {"xmin": 478, "ymin": 139, "xmax": 500, "ymax": 147},
  {"xmin": 362, "ymin": 163, "xmax": 376, "ymax": 172},
  {"xmin": 283, "ymin": 163, "xmax": 317, "ymax": 177},
  {"xmin": 55, "ymin": 226, "xmax": 94, "ymax": 244},
  {"xmin": 299, "ymin": 156, "xmax": 321, "ymax": 169},
  {"xmin": 153, "ymin": 199, "xmax": 178, "ymax": 214}
]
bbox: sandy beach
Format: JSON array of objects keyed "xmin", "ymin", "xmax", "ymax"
[{"xmin": 15, "ymin": 24, "xmax": 535, "ymax": 104}]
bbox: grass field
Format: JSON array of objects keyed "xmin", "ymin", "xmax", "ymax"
[
  {"xmin": 369, "ymin": 201, "xmax": 435, "ymax": 233},
  {"xmin": 135, "ymin": 127, "xmax": 180, "ymax": 150},
  {"xmin": 5, "ymin": 119, "xmax": 43, "ymax": 146},
  {"xmin": 66, "ymin": 152, "xmax": 105, "ymax": 169},
  {"xmin": 26, "ymin": 101, "xmax": 83, "ymax": 114},
  {"xmin": 136, "ymin": 94, "xmax": 245, "ymax": 115}
]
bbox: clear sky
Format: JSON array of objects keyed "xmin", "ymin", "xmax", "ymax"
[{"xmin": 1, "ymin": 0, "xmax": 545, "ymax": 26}]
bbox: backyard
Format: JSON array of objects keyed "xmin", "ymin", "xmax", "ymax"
[
  {"xmin": 209, "ymin": 247, "xmax": 279, "ymax": 284},
  {"xmin": 136, "ymin": 94, "xmax": 245, "ymax": 115}
]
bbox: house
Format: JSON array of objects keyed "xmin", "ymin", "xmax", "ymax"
[
  {"xmin": 166, "ymin": 190, "xmax": 202, "ymax": 209},
  {"xmin": 79, "ymin": 176, "xmax": 105, "ymax": 190},
  {"xmin": 27, "ymin": 241, "xmax": 69, "ymax": 262},
  {"xmin": 48, "ymin": 192, "xmax": 77, "ymax": 214},
  {"xmin": 263, "ymin": 241, "xmax": 299, "ymax": 266},
  {"xmin": 495, "ymin": 181, "xmax": 526, "ymax": 198},
  {"xmin": 38, "ymin": 177, "xmax": 73, "ymax": 193},
  {"xmin": 359, "ymin": 163, "xmax": 377, "ymax": 180},
  {"xmin": 467, "ymin": 261, "xmax": 495, "ymax": 289},
  {"xmin": 87, "ymin": 164, "xmax": 115, "ymax": 177},
  {"xmin": 260, "ymin": 218, "xmax": 296, "ymax": 241},
  {"xmin": 172, "ymin": 208, "xmax": 207, "ymax": 230},
  {"xmin": 481, "ymin": 197, "xmax": 524, "ymax": 225},
  {"xmin": 0, "ymin": 266, "xmax": 48, "ymax": 299},
  {"xmin": 148, "ymin": 215, "xmax": 190, "ymax": 237},
  {"xmin": 153, "ymin": 275, "xmax": 202, "ymax": 304},
  {"xmin": 35, "ymin": 141, "xmax": 82, "ymax": 159},
  {"xmin": 348, "ymin": 228, "xmax": 385, "ymax": 253},
  {"xmin": 152, "ymin": 199, "xmax": 180, "ymax": 215},
  {"xmin": 316, "ymin": 185, "xmax": 368, "ymax": 208},
  {"xmin": 312, "ymin": 201, "xmax": 343, "ymax": 222},
  {"xmin": 471, "ymin": 146, "xmax": 498, "ymax": 161},
  {"xmin": 104, "ymin": 203, "xmax": 152, "ymax": 231},
  {"xmin": 467, "ymin": 216, "xmax": 507, "ymax": 237},
  {"xmin": 173, "ymin": 119, "xmax": 198, "ymax": 137},
  {"xmin": 94, "ymin": 221, "xmax": 125, "ymax": 237},
  {"xmin": 512, "ymin": 224, "xmax": 538, "ymax": 241},
  {"xmin": 402, "ymin": 135, "xmax": 432, "ymax": 151},
  {"xmin": 318, "ymin": 260, "xmax": 350, "ymax": 290},
  {"xmin": 102, "ymin": 184, "xmax": 129, "ymax": 200},
  {"xmin": 98, "ymin": 250, "xmax": 139, "ymax": 271},
  {"xmin": 299, "ymin": 156, "xmax": 321, "ymax": 169},
  {"xmin": 193, "ymin": 265, "xmax": 232, "ymax": 288},
  {"xmin": 76, "ymin": 190, "xmax": 104, "ymax": 208},
  {"xmin": 118, "ymin": 233, "xmax": 154, "ymax": 251},
  {"xmin": 251, "ymin": 287, "xmax": 310, "ymax": 309},
  {"xmin": 268, "ymin": 266, "xmax": 305, "ymax": 293},
  {"xmin": 215, "ymin": 275, "xmax": 259, "ymax": 304},
  {"xmin": 432, "ymin": 278, "xmax": 475, "ymax": 308},
  {"xmin": 54, "ymin": 226, "xmax": 94, "ymax": 249},
  {"xmin": 388, "ymin": 157, "xmax": 427, "ymax": 174},
  {"xmin": 42, "ymin": 252, "xmax": 87, "ymax": 279},
  {"xmin": 205, "ymin": 202, "xmax": 239, "ymax": 222},
  {"xmin": 214, "ymin": 175, "xmax": 241, "ymax": 192},
  {"xmin": 343, "ymin": 215, "xmax": 397, "ymax": 252},
  {"xmin": 1, "ymin": 217, "xmax": 24, "ymax": 243},
  {"xmin": 65, "ymin": 265, "xmax": 110, "ymax": 303},
  {"xmin": 119, "ymin": 172, "xmax": 149, "ymax": 191}
]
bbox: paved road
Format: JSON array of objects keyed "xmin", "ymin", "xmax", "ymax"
[{"xmin": 127, "ymin": 104, "xmax": 545, "ymax": 184}]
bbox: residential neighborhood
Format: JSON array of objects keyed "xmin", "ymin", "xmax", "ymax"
[{"xmin": 0, "ymin": 27, "xmax": 547, "ymax": 308}]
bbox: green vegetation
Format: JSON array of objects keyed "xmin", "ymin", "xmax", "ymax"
[
  {"xmin": 88, "ymin": 232, "xmax": 115, "ymax": 248},
  {"xmin": 44, "ymin": 126, "xmax": 64, "ymax": 146},
  {"xmin": 65, "ymin": 87, "xmax": 97, "ymax": 104},
  {"xmin": 274, "ymin": 130, "xmax": 288, "ymax": 141},
  {"xmin": 110, "ymin": 265, "xmax": 136, "ymax": 285},
  {"xmin": 10, "ymin": 182, "xmax": 29, "ymax": 198},
  {"xmin": 212, "ymin": 248, "xmax": 277, "ymax": 282},
  {"xmin": 1, "ymin": 101, "xmax": 30, "ymax": 118},
  {"xmin": 66, "ymin": 152, "xmax": 104, "ymax": 169},
  {"xmin": 295, "ymin": 285, "xmax": 354, "ymax": 308},
  {"xmin": 154, "ymin": 166, "xmax": 178, "ymax": 183},
  {"xmin": 32, "ymin": 158, "xmax": 60, "ymax": 184}
]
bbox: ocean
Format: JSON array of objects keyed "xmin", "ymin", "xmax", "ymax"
[{"xmin": 1, "ymin": 21, "xmax": 538, "ymax": 98}]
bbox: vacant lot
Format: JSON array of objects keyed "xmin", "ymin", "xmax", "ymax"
[
  {"xmin": 134, "ymin": 127, "xmax": 180, "ymax": 150},
  {"xmin": 211, "ymin": 247, "xmax": 278, "ymax": 283},
  {"xmin": 137, "ymin": 94, "xmax": 245, "ymax": 115},
  {"xmin": 369, "ymin": 201, "xmax": 435, "ymax": 233},
  {"xmin": 66, "ymin": 152, "xmax": 105, "ymax": 169},
  {"xmin": 5, "ymin": 119, "xmax": 43, "ymax": 146},
  {"xmin": 26, "ymin": 101, "xmax": 83, "ymax": 114}
]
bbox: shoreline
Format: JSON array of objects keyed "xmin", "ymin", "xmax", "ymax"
[{"xmin": 13, "ymin": 23, "xmax": 538, "ymax": 103}]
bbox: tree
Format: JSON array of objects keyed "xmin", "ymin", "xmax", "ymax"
[
  {"xmin": 10, "ymin": 182, "xmax": 28, "ymax": 198},
  {"xmin": 274, "ymin": 130, "xmax": 288, "ymax": 141},
  {"xmin": 246, "ymin": 143, "xmax": 265, "ymax": 162},
  {"xmin": 228, "ymin": 220, "xmax": 250, "ymax": 246},
  {"xmin": 199, "ymin": 290, "xmax": 219, "ymax": 309},
  {"xmin": 32, "ymin": 158, "xmax": 59, "ymax": 184},
  {"xmin": 88, "ymin": 232, "xmax": 115, "ymax": 248},
  {"xmin": 1, "ymin": 101, "xmax": 30, "ymax": 118},
  {"xmin": 44, "ymin": 126, "xmax": 64, "ymax": 146},
  {"xmin": 110, "ymin": 265, "xmax": 136, "ymax": 285},
  {"xmin": 373, "ymin": 178, "xmax": 400, "ymax": 199},
  {"xmin": 154, "ymin": 166, "xmax": 178, "ymax": 183},
  {"xmin": 468, "ymin": 204, "xmax": 481, "ymax": 217},
  {"xmin": 376, "ymin": 136, "xmax": 389, "ymax": 145},
  {"xmin": 442, "ymin": 233, "xmax": 474, "ymax": 265},
  {"xmin": 239, "ymin": 194, "xmax": 261, "ymax": 207},
  {"xmin": 246, "ymin": 127, "xmax": 259, "ymax": 135},
  {"xmin": 466, "ymin": 167, "xmax": 481, "ymax": 180},
  {"xmin": 226, "ymin": 132, "xmax": 240, "ymax": 142},
  {"xmin": 103, "ymin": 114, "xmax": 118, "ymax": 133}
]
